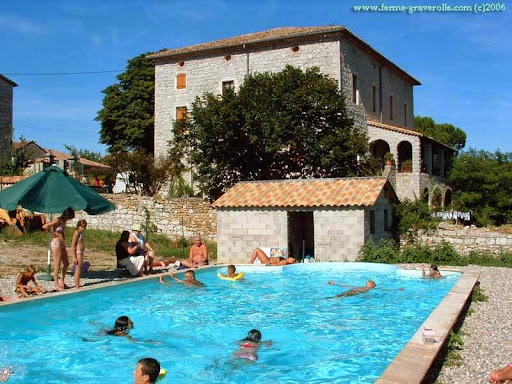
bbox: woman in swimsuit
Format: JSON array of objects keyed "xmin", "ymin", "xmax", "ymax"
[
  {"xmin": 249, "ymin": 248, "xmax": 296, "ymax": 266},
  {"xmin": 42, "ymin": 207, "xmax": 75, "ymax": 291},
  {"xmin": 234, "ymin": 329, "xmax": 272, "ymax": 361},
  {"xmin": 71, "ymin": 219, "xmax": 87, "ymax": 289}
]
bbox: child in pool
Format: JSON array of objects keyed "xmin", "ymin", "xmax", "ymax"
[
  {"xmin": 422, "ymin": 264, "xmax": 442, "ymax": 278},
  {"xmin": 218, "ymin": 265, "xmax": 243, "ymax": 279},
  {"xmin": 234, "ymin": 329, "xmax": 272, "ymax": 361},
  {"xmin": 159, "ymin": 270, "xmax": 204, "ymax": 287},
  {"xmin": 71, "ymin": 219, "xmax": 87, "ymax": 289},
  {"xmin": 106, "ymin": 316, "xmax": 134, "ymax": 341},
  {"xmin": 15, "ymin": 265, "xmax": 46, "ymax": 297},
  {"xmin": 0, "ymin": 366, "xmax": 13, "ymax": 382}
]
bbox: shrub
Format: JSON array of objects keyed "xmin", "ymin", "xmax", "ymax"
[
  {"xmin": 394, "ymin": 199, "xmax": 440, "ymax": 242},
  {"xmin": 358, "ymin": 239, "xmax": 399, "ymax": 263}
]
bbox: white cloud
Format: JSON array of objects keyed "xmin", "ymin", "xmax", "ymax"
[{"xmin": 0, "ymin": 13, "xmax": 47, "ymax": 36}]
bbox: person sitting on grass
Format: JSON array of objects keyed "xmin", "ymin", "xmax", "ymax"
[
  {"xmin": 489, "ymin": 363, "xmax": 512, "ymax": 383},
  {"xmin": 248, "ymin": 248, "xmax": 296, "ymax": 266},
  {"xmin": 129, "ymin": 224, "xmax": 156, "ymax": 275},
  {"xmin": 134, "ymin": 357, "xmax": 161, "ymax": 384},
  {"xmin": 159, "ymin": 270, "xmax": 204, "ymax": 287},
  {"xmin": 422, "ymin": 264, "xmax": 443, "ymax": 278},
  {"xmin": 178, "ymin": 236, "xmax": 209, "ymax": 269},
  {"xmin": 116, "ymin": 231, "xmax": 145, "ymax": 277},
  {"xmin": 15, "ymin": 265, "xmax": 47, "ymax": 297}
]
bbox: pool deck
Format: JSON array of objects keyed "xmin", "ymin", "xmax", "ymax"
[{"xmin": 376, "ymin": 270, "xmax": 479, "ymax": 384}]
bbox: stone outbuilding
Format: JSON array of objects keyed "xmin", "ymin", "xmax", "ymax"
[{"xmin": 212, "ymin": 177, "xmax": 399, "ymax": 264}]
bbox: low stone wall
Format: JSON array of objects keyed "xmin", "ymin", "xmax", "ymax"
[
  {"xmin": 72, "ymin": 194, "xmax": 217, "ymax": 241},
  {"xmin": 415, "ymin": 223, "xmax": 512, "ymax": 255}
]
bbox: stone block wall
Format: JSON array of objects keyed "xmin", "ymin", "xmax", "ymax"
[
  {"xmin": 314, "ymin": 208, "xmax": 365, "ymax": 261},
  {"xmin": 71, "ymin": 194, "xmax": 216, "ymax": 241},
  {"xmin": 154, "ymin": 37, "xmax": 342, "ymax": 159},
  {"xmin": 0, "ymin": 78, "xmax": 14, "ymax": 160},
  {"xmin": 216, "ymin": 209, "xmax": 287, "ymax": 264},
  {"xmin": 415, "ymin": 223, "xmax": 512, "ymax": 255},
  {"xmin": 365, "ymin": 192, "xmax": 394, "ymax": 243}
]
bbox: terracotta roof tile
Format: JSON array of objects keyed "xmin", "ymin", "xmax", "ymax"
[
  {"xmin": 0, "ymin": 176, "xmax": 27, "ymax": 185},
  {"xmin": 212, "ymin": 177, "xmax": 396, "ymax": 208},
  {"xmin": 148, "ymin": 26, "xmax": 344, "ymax": 60}
]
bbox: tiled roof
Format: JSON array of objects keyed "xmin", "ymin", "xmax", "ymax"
[
  {"xmin": 148, "ymin": 26, "xmax": 343, "ymax": 59},
  {"xmin": 367, "ymin": 120, "xmax": 423, "ymax": 137},
  {"xmin": 212, "ymin": 177, "xmax": 396, "ymax": 208},
  {"xmin": 0, "ymin": 74, "xmax": 17, "ymax": 87},
  {"xmin": 34, "ymin": 149, "xmax": 110, "ymax": 169},
  {"xmin": 367, "ymin": 120, "xmax": 457, "ymax": 151},
  {"xmin": 0, "ymin": 176, "xmax": 27, "ymax": 185},
  {"xmin": 148, "ymin": 26, "xmax": 420, "ymax": 85}
]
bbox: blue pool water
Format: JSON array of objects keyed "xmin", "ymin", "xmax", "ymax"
[{"xmin": 0, "ymin": 263, "xmax": 460, "ymax": 384}]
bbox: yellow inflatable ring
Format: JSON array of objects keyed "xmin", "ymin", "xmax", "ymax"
[
  {"xmin": 217, "ymin": 272, "xmax": 244, "ymax": 281},
  {"xmin": 158, "ymin": 368, "xmax": 167, "ymax": 379}
]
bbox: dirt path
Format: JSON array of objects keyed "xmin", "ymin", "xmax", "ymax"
[{"xmin": 0, "ymin": 239, "xmax": 114, "ymax": 276}]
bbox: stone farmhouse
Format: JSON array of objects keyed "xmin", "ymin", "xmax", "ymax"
[
  {"xmin": 0, "ymin": 74, "xmax": 17, "ymax": 162},
  {"xmin": 148, "ymin": 25, "xmax": 455, "ymax": 207}
]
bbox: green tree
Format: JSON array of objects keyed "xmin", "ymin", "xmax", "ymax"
[
  {"xmin": 171, "ymin": 65, "xmax": 379, "ymax": 199},
  {"xmin": 415, "ymin": 116, "xmax": 466, "ymax": 151},
  {"xmin": 0, "ymin": 137, "xmax": 32, "ymax": 176},
  {"xmin": 96, "ymin": 53, "xmax": 154, "ymax": 154},
  {"xmin": 448, "ymin": 148, "xmax": 512, "ymax": 226},
  {"xmin": 105, "ymin": 150, "xmax": 175, "ymax": 196},
  {"xmin": 65, "ymin": 144, "xmax": 104, "ymax": 163}
]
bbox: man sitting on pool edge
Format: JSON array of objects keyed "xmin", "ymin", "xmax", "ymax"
[{"xmin": 248, "ymin": 248, "xmax": 296, "ymax": 266}]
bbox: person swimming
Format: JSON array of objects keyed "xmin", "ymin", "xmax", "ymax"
[
  {"xmin": 233, "ymin": 329, "xmax": 271, "ymax": 361},
  {"xmin": 106, "ymin": 316, "xmax": 134, "ymax": 340}
]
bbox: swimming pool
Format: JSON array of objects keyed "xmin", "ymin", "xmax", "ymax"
[{"xmin": 0, "ymin": 263, "xmax": 460, "ymax": 383}]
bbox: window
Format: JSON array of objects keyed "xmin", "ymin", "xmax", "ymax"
[
  {"xmin": 389, "ymin": 95, "xmax": 394, "ymax": 120},
  {"xmin": 352, "ymin": 74, "xmax": 358, "ymax": 104},
  {"xmin": 372, "ymin": 85, "xmax": 377, "ymax": 113},
  {"xmin": 384, "ymin": 209, "xmax": 389, "ymax": 231},
  {"xmin": 176, "ymin": 73, "xmax": 187, "ymax": 89},
  {"xmin": 221, "ymin": 81, "xmax": 234, "ymax": 97},
  {"xmin": 404, "ymin": 103, "xmax": 407, "ymax": 126},
  {"xmin": 370, "ymin": 210, "xmax": 376, "ymax": 234},
  {"xmin": 176, "ymin": 106, "xmax": 187, "ymax": 120}
]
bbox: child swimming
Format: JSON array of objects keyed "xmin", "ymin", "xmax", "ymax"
[
  {"xmin": 234, "ymin": 329, "xmax": 272, "ymax": 361},
  {"xmin": 106, "ymin": 316, "xmax": 134, "ymax": 340}
]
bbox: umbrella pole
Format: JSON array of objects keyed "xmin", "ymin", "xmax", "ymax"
[{"xmin": 39, "ymin": 215, "xmax": 54, "ymax": 281}]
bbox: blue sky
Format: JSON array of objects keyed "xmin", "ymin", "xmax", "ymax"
[{"xmin": 1, "ymin": 0, "xmax": 510, "ymax": 155}]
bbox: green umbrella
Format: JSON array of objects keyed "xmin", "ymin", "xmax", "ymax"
[
  {"xmin": 0, "ymin": 165, "xmax": 114, "ymax": 214},
  {"xmin": 0, "ymin": 165, "xmax": 115, "ymax": 280}
]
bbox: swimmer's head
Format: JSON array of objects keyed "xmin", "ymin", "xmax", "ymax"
[
  {"xmin": 113, "ymin": 316, "xmax": 133, "ymax": 332},
  {"xmin": 227, "ymin": 265, "xmax": 236, "ymax": 274},
  {"xmin": 244, "ymin": 329, "xmax": 262, "ymax": 342},
  {"xmin": 366, "ymin": 280, "xmax": 376, "ymax": 288},
  {"xmin": 430, "ymin": 264, "xmax": 439, "ymax": 272}
]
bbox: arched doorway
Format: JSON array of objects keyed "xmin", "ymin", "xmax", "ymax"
[
  {"xmin": 444, "ymin": 189, "xmax": 452, "ymax": 207},
  {"xmin": 421, "ymin": 187, "xmax": 429, "ymax": 203},
  {"xmin": 397, "ymin": 141, "xmax": 413, "ymax": 172},
  {"xmin": 369, "ymin": 140, "xmax": 391, "ymax": 169}
]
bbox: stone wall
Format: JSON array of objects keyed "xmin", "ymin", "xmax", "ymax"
[
  {"xmin": 216, "ymin": 209, "xmax": 288, "ymax": 264},
  {"xmin": 415, "ymin": 223, "xmax": 512, "ymax": 255},
  {"xmin": 71, "ymin": 194, "xmax": 217, "ymax": 241},
  {"xmin": 0, "ymin": 77, "xmax": 15, "ymax": 160},
  {"xmin": 315, "ymin": 208, "xmax": 365, "ymax": 262}
]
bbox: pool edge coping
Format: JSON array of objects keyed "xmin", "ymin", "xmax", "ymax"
[{"xmin": 376, "ymin": 269, "xmax": 479, "ymax": 384}]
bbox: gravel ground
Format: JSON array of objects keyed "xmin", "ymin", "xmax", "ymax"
[{"xmin": 0, "ymin": 264, "xmax": 510, "ymax": 383}]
